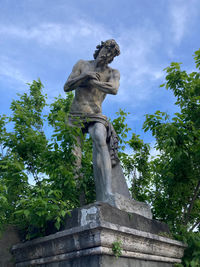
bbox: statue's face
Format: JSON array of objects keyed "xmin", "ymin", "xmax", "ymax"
[{"xmin": 96, "ymin": 46, "xmax": 115, "ymax": 65}]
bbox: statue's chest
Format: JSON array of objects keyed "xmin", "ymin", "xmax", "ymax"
[
  {"xmin": 88, "ymin": 65, "xmax": 110, "ymax": 82},
  {"xmin": 98, "ymin": 71, "xmax": 110, "ymax": 82}
]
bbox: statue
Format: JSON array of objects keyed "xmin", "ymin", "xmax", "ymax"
[
  {"xmin": 64, "ymin": 40, "xmax": 147, "ymax": 214},
  {"xmin": 11, "ymin": 41, "xmax": 184, "ymax": 267}
]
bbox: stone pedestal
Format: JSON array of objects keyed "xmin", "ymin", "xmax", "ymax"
[
  {"xmin": 12, "ymin": 202, "xmax": 186, "ymax": 266},
  {"xmin": 0, "ymin": 226, "xmax": 20, "ymax": 267}
]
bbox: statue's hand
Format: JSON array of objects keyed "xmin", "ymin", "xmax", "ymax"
[
  {"xmin": 87, "ymin": 79, "xmax": 101, "ymax": 88},
  {"xmin": 84, "ymin": 72, "xmax": 100, "ymax": 81},
  {"xmin": 94, "ymin": 72, "xmax": 101, "ymax": 81}
]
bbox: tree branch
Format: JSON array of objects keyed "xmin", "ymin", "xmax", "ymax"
[
  {"xmin": 190, "ymin": 220, "xmax": 200, "ymax": 231},
  {"xmin": 184, "ymin": 180, "xmax": 200, "ymax": 225}
]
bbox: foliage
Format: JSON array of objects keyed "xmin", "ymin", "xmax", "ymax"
[
  {"xmin": 143, "ymin": 49, "xmax": 200, "ymax": 265},
  {"xmin": 112, "ymin": 109, "xmax": 131, "ymax": 151},
  {"xmin": 112, "ymin": 239, "xmax": 122, "ymax": 258},
  {"xmin": 14, "ymin": 181, "xmax": 71, "ymax": 240},
  {"xmin": 0, "ymin": 80, "xmax": 79, "ymax": 238},
  {"xmin": 181, "ymin": 231, "xmax": 200, "ymax": 267},
  {"xmin": 127, "ymin": 133, "xmax": 152, "ymax": 203}
]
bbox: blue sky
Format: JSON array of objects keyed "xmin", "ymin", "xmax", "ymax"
[{"xmin": 1, "ymin": 0, "xmax": 200, "ymax": 145}]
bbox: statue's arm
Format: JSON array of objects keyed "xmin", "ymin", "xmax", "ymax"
[
  {"xmin": 64, "ymin": 60, "xmax": 88, "ymax": 92},
  {"xmin": 90, "ymin": 69, "xmax": 120, "ymax": 95}
]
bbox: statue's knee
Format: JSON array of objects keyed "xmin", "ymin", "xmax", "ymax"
[{"xmin": 92, "ymin": 126, "xmax": 107, "ymax": 147}]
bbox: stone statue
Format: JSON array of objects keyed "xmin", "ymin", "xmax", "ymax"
[
  {"xmin": 64, "ymin": 40, "xmax": 151, "ymax": 217},
  {"xmin": 11, "ymin": 42, "xmax": 185, "ymax": 267}
]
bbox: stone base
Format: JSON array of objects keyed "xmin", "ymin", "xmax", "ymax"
[
  {"xmin": 29, "ymin": 254, "xmax": 179, "ymax": 267},
  {"xmin": 106, "ymin": 193, "xmax": 152, "ymax": 219},
  {"xmin": 16, "ymin": 251, "xmax": 181, "ymax": 267},
  {"xmin": 11, "ymin": 203, "xmax": 186, "ymax": 266},
  {"xmin": 0, "ymin": 225, "xmax": 20, "ymax": 267}
]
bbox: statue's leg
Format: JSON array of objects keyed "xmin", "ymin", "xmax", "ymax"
[{"xmin": 88, "ymin": 122, "xmax": 113, "ymax": 201}]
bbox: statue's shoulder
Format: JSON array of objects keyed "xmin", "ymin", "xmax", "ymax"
[
  {"xmin": 74, "ymin": 59, "xmax": 87, "ymax": 66},
  {"xmin": 71, "ymin": 59, "xmax": 90, "ymax": 72},
  {"xmin": 74, "ymin": 59, "xmax": 92, "ymax": 69},
  {"xmin": 108, "ymin": 67, "xmax": 120, "ymax": 78}
]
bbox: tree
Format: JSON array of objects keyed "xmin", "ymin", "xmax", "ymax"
[
  {"xmin": 143, "ymin": 49, "xmax": 200, "ymax": 266},
  {"xmin": 0, "ymin": 80, "xmax": 80, "ymax": 238}
]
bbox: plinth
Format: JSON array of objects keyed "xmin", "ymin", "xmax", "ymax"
[{"xmin": 12, "ymin": 202, "xmax": 186, "ymax": 266}]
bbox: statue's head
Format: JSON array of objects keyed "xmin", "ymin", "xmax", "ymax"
[{"xmin": 93, "ymin": 39, "xmax": 120, "ymax": 64}]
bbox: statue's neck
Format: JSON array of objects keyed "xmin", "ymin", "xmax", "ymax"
[{"xmin": 94, "ymin": 60, "xmax": 108, "ymax": 71}]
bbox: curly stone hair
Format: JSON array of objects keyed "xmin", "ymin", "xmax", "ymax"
[{"xmin": 93, "ymin": 39, "xmax": 120, "ymax": 63}]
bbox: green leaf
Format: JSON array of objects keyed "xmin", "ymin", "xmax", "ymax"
[{"xmin": 24, "ymin": 210, "xmax": 30, "ymax": 218}]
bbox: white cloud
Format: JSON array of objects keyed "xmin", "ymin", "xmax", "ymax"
[
  {"xmin": 0, "ymin": 16, "xmax": 172, "ymax": 110},
  {"xmin": 0, "ymin": 56, "xmax": 30, "ymax": 86},
  {"xmin": 169, "ymin": 0, "xmax": 198, "ymax": 45},
  {"xmin": 0, "ymin": 20, "xmax": 111, "ymax": 91},
  {"xmin": 110, "ymin": 26, "xmax": 164, "ymax": 104},
  {"xmin": 170, "ymin": 3, "xmax": 188, "ymax": 44},
  {"xmin": 0, "ymin": 20, "xmax": 111, "ymax": 48},
  {"xmin": 0, "ymin": 19, "xmax": 165, "ymax": 105}
]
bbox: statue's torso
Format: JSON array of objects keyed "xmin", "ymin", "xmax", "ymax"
[{"xmin": 70, "ymin": 60, "xmax": 112, "ymax": 114}]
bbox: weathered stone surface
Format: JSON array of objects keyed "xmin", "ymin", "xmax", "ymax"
[
  {"xmin": 110, "ymin": 162, "xmax": 131, "ymax": 198},
  {"xmin": 0, "ymin": 225, "xmax": 20, "ymax": 267},
  {"xmin": 63, "ymin": 202, "xmax": 163, "ymax": 233},
  {"xmin": 64, "ymin": 40, "xmax": 122, "ymax": 205},
  {"xmin": 12, "ymin": 252, "xmax": 181, "ymax": 267},
  {"xmin": 35, "ymin": 256, "xmax": 178, "ymax": 267},
  {"xmin": 105, "ymin": 193, "xmax": 152, "ymax": 218},
  {"xmin": 11, "ymin": 203, "xmax": 186, "ymax": 266}
]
